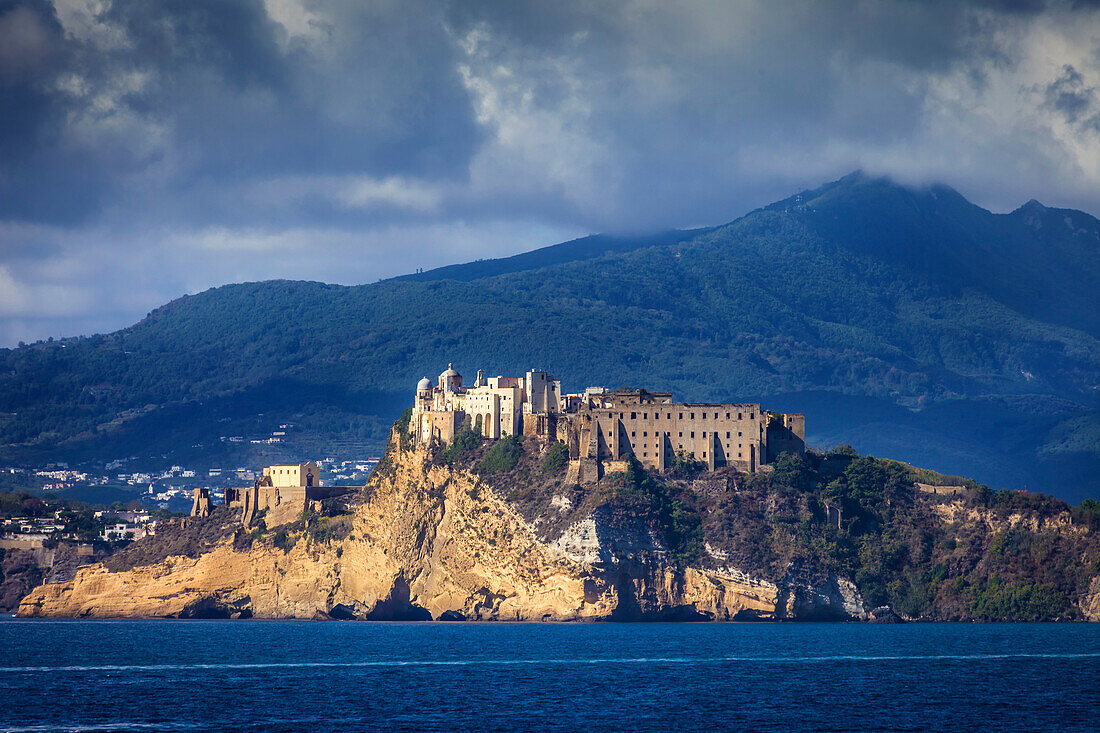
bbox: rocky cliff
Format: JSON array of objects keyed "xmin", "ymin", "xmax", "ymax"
[
  {"xmin": 1, "ymin": 543, "xmax": 104, "ymax": 612},
  {"xmin": 20, "ymin": 432, "xmax": 1100, "ymax": 621},
  {"xmin": 18, "ymin": 436, "xmax": 864, "ymax": 621}
]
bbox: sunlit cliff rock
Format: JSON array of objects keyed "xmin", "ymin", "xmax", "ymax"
[{"xmin": 18, "ymin": 435, "xmax": 864, "ymax": 621}]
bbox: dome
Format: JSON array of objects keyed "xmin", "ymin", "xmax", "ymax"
[
  {"xmin": 440, "ymin": 363, "xmax": 461, "ymax": 379},
  {"xmin": 416, "ymin": 377, "xmax": 431, "ymax": 391}
]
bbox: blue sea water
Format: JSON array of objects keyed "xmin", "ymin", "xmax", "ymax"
[{"xmin": 0, "ymin": 619, "xmax": 1097, "ymax": 732}]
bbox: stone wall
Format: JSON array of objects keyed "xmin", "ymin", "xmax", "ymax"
[{"xmin": 572, "ymin": 397, "xmax": 767, "ymax": 472}]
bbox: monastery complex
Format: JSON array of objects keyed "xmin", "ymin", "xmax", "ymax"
[
  {"xmin": 193, "ymin": 364, "xmax": 806, "ymax": 520},
  {"xmin": 411, "ymin": 364, "xmax": 805, "ymax": 478}
]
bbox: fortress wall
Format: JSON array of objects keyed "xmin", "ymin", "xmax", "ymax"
[
  {"xmin": 586, "ymin": 403, "xmax": 766, "ymax": 471},
  {"xmin": 766, "ymin": 413, "xmax": 806, "ymax": 462}
]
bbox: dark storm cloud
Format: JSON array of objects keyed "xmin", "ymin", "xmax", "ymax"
[
  {"xmin": 0, "ymin": 0, "xmax": 1098, "ymax": 345},
  {"xmin": 1044, "ymin": 64, "xmax": 1100, "ymax": 130},
  {"xmin": 0, "ymin": 0, "xmax": 481, "ymax": 224}
]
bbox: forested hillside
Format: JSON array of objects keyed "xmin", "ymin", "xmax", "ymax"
[{"xmin": 1, "ymin": 173, "xmax": 1097, "ymax": 501}]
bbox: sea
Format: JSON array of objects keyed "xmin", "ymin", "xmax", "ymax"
[{"xmin": 0, "ymin": 618, "xmax": 1097, "ymax": 732}]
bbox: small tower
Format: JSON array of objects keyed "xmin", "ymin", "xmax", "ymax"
[
  {"xmin": 190, "ymin": 488, "xmax": 213, "ymax": 518},
  {"xmin": 439, "ymin": 363, "xmax": 463, "ymax": 392}
]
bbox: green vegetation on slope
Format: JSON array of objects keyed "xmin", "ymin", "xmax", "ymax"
[{"xmin": 702, "ymin": 451, "xmax": 1100, "ymax": 620}]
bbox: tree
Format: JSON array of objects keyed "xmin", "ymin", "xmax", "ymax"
[{"xmin": 770, "ymin": 452, "xmax": 814, "ymax": 492}]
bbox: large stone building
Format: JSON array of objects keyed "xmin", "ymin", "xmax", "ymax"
[
  {"xmin": 201, "ymin": 462, "xmax": 324, "ymax": 525},
  {"xmin": 409, "ymin": 364, "xmax": 805, "ymax": 477},
  {"xmin": 412, "ymin": 365, "xmax": 559, "ymax": 444}
]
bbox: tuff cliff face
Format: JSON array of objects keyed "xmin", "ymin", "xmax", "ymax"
[
  {"xmin": 18, "ymin": 437, "xmax": 863, "ymax": 621},
  {"xmin": 1, "ymin": 543, "xmax": 104, "ymax": 612}
]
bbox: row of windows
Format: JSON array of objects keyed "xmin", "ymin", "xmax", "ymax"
[
  {"xmin": 635, "ymin": 442, "xmax": 745, "ymax": 451},
  {"xmin": 638, "ymin": 449, "xmax": 745, "ymax": 459},
  {"xmin": 610, "ymin": 411, "xmax": 755, "ymax": 421},
  {"xmin": 620, "ymin": 430, "xmax": 745, "ymax": 439}
]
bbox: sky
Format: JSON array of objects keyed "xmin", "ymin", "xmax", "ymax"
[{"xmin": 1, "ymin": 0, "xmax": 1099, "ymax": 347}]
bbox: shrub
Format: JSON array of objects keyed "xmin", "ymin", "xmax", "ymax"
[
  {"xmin": 272, "ymin": 529, "xmax": 294, "ymax": 553},
  {"xmin": 541, "ymin": 442, "xmax": 569, "ymax": 473},
  {"xmin": 617, "ymin": 456, "xmax": 704, "ymax": 566},
  {"xmin": 306, "ymin": 515, "xmax": 353, "ymax": 544},
  {"xmin": 670, "ymin": 450, "xmax": 705, "ymax": 477},
  {"xmin": 395, "ymin": 406, "xmax": 413, "ymax": 439},
  {"xmin": 480, "ymin": 435, "xmax": 524, "ymax": 474},
  {"xmin": 771, "ymin": 452, "xmax": 815, "ymax": 492},
  {"xmin": 969, "ymin": 578, "xmax": 1068, "ymax": 621},
  {"xmin": 439, "ymin": 427, "xmax": 482, "ymax": 465}
]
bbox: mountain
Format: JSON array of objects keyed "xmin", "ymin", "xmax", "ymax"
[
  {"xmin": 389, "ymin": 228, "xmax": 713, "ymax": 283},
  {"xmin": 1, "ymin": 172, "xmax": 1097, "ymax": 501}
]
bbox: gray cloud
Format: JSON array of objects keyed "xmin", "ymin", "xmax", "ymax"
[
  {"xmin": 1044, "ymin": 64, "xmax": 1100, "ymax": 130},
  {"xmin": 1, "ymin": 0, "xmax": 1099, "ymax": 345}
]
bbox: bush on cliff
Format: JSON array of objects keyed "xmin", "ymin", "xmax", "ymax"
[
  {"xmin": 395, "ymin": 407, "xmax": 413, "ymax": 447},
  {"xmin": 540, "ymin": 442, "xmax": 569, "ymax": 474},
  {"xmin": 969, "ymin": 577, "xmax": 1069, "ymax": 621},
  {"xmin": 480, "ymin": 435, "xmax": 524, "ymax": 474},
  {"xmin": 614, "ymin": 456, "xmax": 704, "ymax": 566},
  {"xmin": 439, "ymin": 427, "xmax": 482, "ymax": 465},
  {"xmin": 305, "ymin": 515, "xmax": 352, "ymax": 544},
  {"xmin": 669, "ymin": 450, "xmax": 705, "ymax": 477},
  {"xmin": 825, "ymin": 456, "xmax": 914, "ymax": 532},
  {"xmin": 272, "ymin": 529, "xmax": 294, "ymax": 553}
]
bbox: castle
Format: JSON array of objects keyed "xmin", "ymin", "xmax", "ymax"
[
  {"xmin": 192, "ymin": 462, "xmax": 326, "ymax": 524},
  {"xmin": 410, "ymin": 364, "xmax": 805, "ymax": 478},
  {"xmin": 190, "ymin": 365, "xmax": 806, "ymax": 522}
]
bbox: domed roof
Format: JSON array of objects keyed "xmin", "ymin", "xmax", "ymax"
[
  {"xmin": 416, "ymin": 377, "xmax": 431, "ymax": 391},
  {"xmin": 440, "ymin": 363, "xmax": 461, "ymax": 378}
]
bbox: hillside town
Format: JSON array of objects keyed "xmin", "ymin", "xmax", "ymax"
[{"xmin": 1, "ymin": 455, "xmax": 380, "ymax": 513}]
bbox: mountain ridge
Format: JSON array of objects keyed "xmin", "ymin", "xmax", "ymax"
[{"xmin": 1, "ymin": 172, "xmax": 1097, "ymax": 501}]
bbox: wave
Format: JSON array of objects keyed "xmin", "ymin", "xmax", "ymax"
[{"xmin": 2, "ymin": 652, "xmax": 1099, "ymax": 673}]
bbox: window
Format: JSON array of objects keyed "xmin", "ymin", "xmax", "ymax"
[
  {"xmin": 631, "ymin": 412, "xmax": 636, "ymax": 420},
  {"xmin": 643, "ymin": 452, "xmax": 648, "ymax": 457},
  {"xmin": 643, "ymin": 431, "xmax": 648, "ymax": 437},
  {"xmin": 690, "ymin": 431, "xmax": 695, "ymax": 438},
  {"xmin": 738, "ymin": 412, "xmax": 742, "ymax": 420},
  {"xmin": 726, "ymin": 412, "xmax": 730, "ymax": 419},
  {"xmin": 667, "ymin": 413, "xmax": 672, "ymax": 419},
  {"xmin": 750, "ymin": 413, "xmax": 754, "ymax": 420},
  {"xmin": 691, "ymin": 412, "xmax": 695, "ymax": 419},
  {"xmin": 726, "ymin": 431, "xmax": 730, "ymax": 438},
  {"xmin": 678, "ymin": 444, "xmax": 683, "ymax": 449},
  {"xmin": 679, "ymin": 412, "xmax": 683, "ymax": 419},
  {"xmin": 679, "ymin": 431, "xmax": 683, "ymax": 437},
  {"xmin": 738, "ymin": 431, "xmax": 742, "ymax": 437},
  {"xmin": 714, "ymin": 413, "xmax": 718, "ymax": 419},
  {"xmin": 631, "ymin": 431, "xmax": 635, "ymax": 437},
  {"xmin": 702, "ymin": 431, "xmax": 706, "ymax": 437},
  {"xmin": 690, "ymin": 451, "xmax": 695, "ymax": 458},
  {"xmin": 703, "ymin": 452, "xmax": 707, "ymax": 458},
  {"xmin": 643, "ymin": 413, "xmax": 647, "ymax": 419}
]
